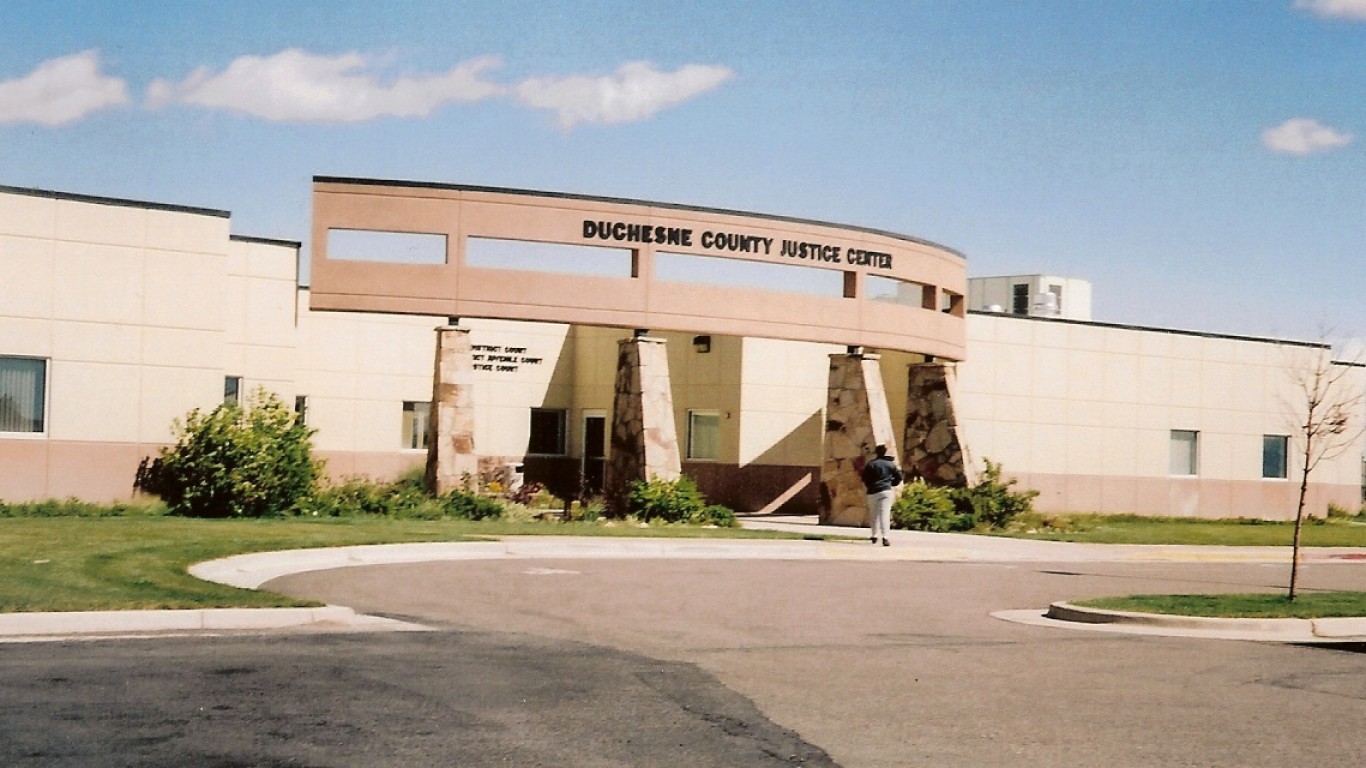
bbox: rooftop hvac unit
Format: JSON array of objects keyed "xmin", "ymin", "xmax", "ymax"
[{"xmin": 1031, "ymin": 291, "xmax": 1060, "ymax": 317}]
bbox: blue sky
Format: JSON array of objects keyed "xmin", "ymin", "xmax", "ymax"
[{"xmin": 1, "ymin": 0, "xmax": 1362, "ymax": 343}]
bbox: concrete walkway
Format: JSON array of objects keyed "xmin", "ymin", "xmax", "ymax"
[{"xmin": 2, "ymin": 516, "xmax": 1364, "ymax": 642}]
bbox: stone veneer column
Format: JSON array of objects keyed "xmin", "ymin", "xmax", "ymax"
[
  {"xmin": 604, "ymin": 335, "xmax": 682, "ymax": 516},
  {"xmin": 902, "ymin": 362, "xmax": 975, "ymax": 487},
  {"xmin": 425, "ymin": 324, "xmax": 478, "ymax": 495},
  {"xmin": 820, "ymin": 351, "xmax": 899, "ymax": 526}
]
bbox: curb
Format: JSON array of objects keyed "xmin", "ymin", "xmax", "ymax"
[
  {"xmin": 1045, "ymin": 601, "xmax": 1366, "ymax": 641},
  {"xmin": 0, "ymin": 605, "xmax": 359, "ymax": 640}
]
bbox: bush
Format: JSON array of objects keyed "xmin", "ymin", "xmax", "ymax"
[
  {"xmin": 0, "ymin": 497, "xmax": 167, "ymax": 518},
  {"xmin": 439, "ymin": 489, "xmax": 504, "ymax": 521},
  {"xmin": 955, "ymin": 459, "xmax": 1039, "ymax": 530},
  {"xmin": 136, "ymin": 389, "xmax": 322, "ymax": 518},
  {"xmin": 301, "ymin": 475, "xmax": 431, "ymax": 518},
  {"xmin": 892, "ymin": 459, "xmax": 1037, "ymax": 532},
  {"xmin": 625, "ymin": 476, "xmax": 738, "ymax": 527},
  {"xmin": 297, "ymin": 471, "xmax": 504, "ymax": 521},
  {"xmin": 891, "ymin": 481, "xmax": 963, "ymax": 532}
]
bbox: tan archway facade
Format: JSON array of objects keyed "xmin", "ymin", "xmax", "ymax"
[
  {"xmin": 309, "ymin": 177, "xmax": 966, "ymax": 358},
  {"xmin": 310, "ymin": 177, "xmax": 970, "ymax": 521}
]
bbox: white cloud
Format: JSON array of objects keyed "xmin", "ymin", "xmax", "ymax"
[
  {"xmin": 514, "ymin": 61, "xmax": 734, "ymax": 129},
  {"xmin": 1293, "ymin": 0, "xmax": 1366, "ymax": 21},
  {"xmin": 0, "ymin": 50, "xmax": 128, "ymax": 125},
  {"xmin": 147, "ymin": 49, "xmax": 503, "ymax": 122},
  {"xmin": 1261, "ymin": 118, "xmax": 1354, "ymax": 155}
]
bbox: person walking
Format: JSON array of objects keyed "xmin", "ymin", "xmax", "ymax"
[{"xmin": 860, "ymin": 444, "xmax": 902, "ymax": 546}]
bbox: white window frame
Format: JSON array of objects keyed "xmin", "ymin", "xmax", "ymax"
[
  {"xmin": 402, "ymin": 401, "xmax": 431, "ymax": 451},
  {"xmin": 1262, "ymin": 434, "xmax": 1289, "ymax": 480},
  {"xmin": 1170, "ymin": 430, "xmax": 1199, "ymax": 476},
  {"xmin": 224, "ymin": 376, "xmax": 243, "ymax": 405},
  {"xmin": 686, "ymin": 410, "xmax": 722, "ymax": 461},
  {"xmin": 0, "ymin": 356, "xmax": 48, "ymax": 436}
]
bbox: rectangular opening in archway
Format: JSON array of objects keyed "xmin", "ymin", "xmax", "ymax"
[
  {"xmin": 866, "ymin": 274, "xmax": 933, "ymax": 307},
  {"xmin": 466, "ymin": 237, "xmax": 635, "ymax": 278},
  {"xmin": 655, "ymin": 252, "xmax": 845, "ymax": 297},
  {"xmin": 327, "ymin": 229, "xmax": 448, "ymax": 264}
]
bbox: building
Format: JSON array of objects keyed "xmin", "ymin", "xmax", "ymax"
[
  {"xmin": 2, "ymin": 181, "xmax": 1361, "ymax": 519},
  {"xmin": 968, "ymin": 274, "xmax": 1093, "ymax": 320}
]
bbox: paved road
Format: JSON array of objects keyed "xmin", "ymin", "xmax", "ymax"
[
  {"xmin": 0, "ymin": 629, "xmax": 836, "ymax": 767},
  {"xmin": 268, "ymin": 553, "xmax": 1365, "ymax": 768},
  {"xmin": 4, "ymin": 530, "xmax": 1365, "ymax": 767}
]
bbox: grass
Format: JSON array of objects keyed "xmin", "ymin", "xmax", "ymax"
[
  {"xmin": 1076, "ymin": 591, "xmax": 1366, "ymax": 619},
  {"xmin": 0, "ymin": 515, "xmax": 809, "ymax": 614},
  {"xmin": 993, "ymin": 512, "xmax": 1366, "ymax": 547}
]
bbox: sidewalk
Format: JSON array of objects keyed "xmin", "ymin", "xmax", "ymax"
[
  {"xmin": 742, "ymin": 513, "xmax": 1366, "ymax": 564},
  {"xmin": 3, "ymin": 522, "xmax": 1364, "ymax": 643}
]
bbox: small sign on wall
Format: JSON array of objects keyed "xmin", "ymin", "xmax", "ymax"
[{"xmin": 472, "ymin": 343, "xmax": 544, "ymax": 373}]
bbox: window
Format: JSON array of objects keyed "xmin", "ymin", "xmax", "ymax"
[
  {"xmin": 0, "ymin": 356, "xmax": 46, "ymax": 433},
  {"xmin": 1262, "ymin": 435, "xmax": 1289, "ymax": 480},
  {"xmin": 402, "ymin": 401, "xmax": 430, "ymax": 450},
  {"xmin": 328, "ymin": 229, "xmax": 447, "ymax": 265},
  {"xmin": 224, "ymin": 376, "xmax": 242, "ymax": 405},
  {"xmin": 1170, "ymin": 430, "xmax": 1199, "ymax": 476},
  {"xmin": 1011, "ymin": 283, "xmax": 1030, "ymax": 315},
  {"xmin": 687, "ymin": 410, "xmax": 721, "ymax": 461},
  {"xmin": 294, "ymin": 395, "xmax": 308, "ymax": 425},
  {"xmin": 528, "ymin": 408, "xmax": 567, "ymax": 455},
  {"xmin": 1048, "ymin": 283, "xmax": 1063, "ymax": 312}
]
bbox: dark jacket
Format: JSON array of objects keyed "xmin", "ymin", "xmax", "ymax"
[{"xmin": 861, "ymin": 455, "xmax": 903, "ymax": 494}]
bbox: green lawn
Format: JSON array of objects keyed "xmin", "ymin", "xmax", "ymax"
[
  {"xmin": 0, "ymin": 516, "xmax": 805, "ymax": 613},
  {"xmin": 1076, "ymin": 591, "xmax": 1366, "ymax": 619},
  {"xmin": 993, "ymin": 513, "xmax": 1366, "ymax": 547}
]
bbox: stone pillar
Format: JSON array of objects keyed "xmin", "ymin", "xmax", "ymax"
[
  {"xmin": 820, "ymin": 351, "xmax": 899, "ymax": 526},
  {"xmin": 902, "ymin": 362, "xmax": 975, "ymax": 487},
  {"xmin": 425, "ymin": 324, "xmax": 478, "ymax": 495},
  {"xmin": 604, "ymin": 335, "xmax": 682, "ymax": 516}
]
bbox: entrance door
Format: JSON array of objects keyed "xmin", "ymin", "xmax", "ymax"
[{"xmin": 581, "ymin": 414, "xmax": 607, "ymax": 497}]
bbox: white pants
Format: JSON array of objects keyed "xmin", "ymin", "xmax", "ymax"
[{"xmin": 866, "ymin": 489, "xmax": 894, "ymax": 541}]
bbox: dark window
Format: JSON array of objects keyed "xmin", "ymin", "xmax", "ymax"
[
  {"xmin": 1262, "ymin": 435, "xmax": 1288, "ymax": 479},
  {"xmin": 224, "ymin": 376, "xmax": 242, "ymax": 405},
  {"xmin": 528, "ymin": 408, "xmax": 567, "ymax": 455},
  {"xmin": 1011, "ymin": 283, "xmax": 1030, "ymax": 315}
]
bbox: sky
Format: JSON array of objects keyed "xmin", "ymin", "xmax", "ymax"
[{"xmin": 1, "ymin": 0, "xmax": 1362, "ymax": 346}]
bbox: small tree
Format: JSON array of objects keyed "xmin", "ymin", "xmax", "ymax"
[
  {"xmin": 136, "ymin": 388, "xmax": 322, "ymax": 517},
  {"xmin": 1284, "ymin": 340, "xmax": 1364, "ymax": 600}
]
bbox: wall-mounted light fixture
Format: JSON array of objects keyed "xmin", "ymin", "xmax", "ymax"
[{"xmin": 692, "ymin": 335, "xmax": 712, "ymax": 354}]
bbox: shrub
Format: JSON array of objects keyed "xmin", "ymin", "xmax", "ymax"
[
  {"xmin": 0, "ymin": 498, "xmax": 167, "ymax": 518},
  {"xmin": 301, "ymin": 475, "xmax": 431, "ymax": 517},
  {"xmin": 891, "ymin": 481, "xmax": 963, "ymax": 532},
  {"xmin": 439, "ymin": 489, "xmax": 504, "ymax": 521},
  {"xmin": 892, "ymin": 459, "xmax": 1038, "ymax": 532},
  {"xmin": 1325, "ymin": 502, "xmax": 1363, "ymax": 522},
  {"xmin": 297, "ymin": 472, "xmax": 504, "ymax": 521},
  {"xmin": 136, "ymin": 389, "xmax": 322, "ymax": 518},
  {"xmin": 954, "ymin": 459, "xmax": 1039, "ymax": 530},
  {"xmin": 625, "ymin": 476, "xmax": 738, "ymax": 527}
]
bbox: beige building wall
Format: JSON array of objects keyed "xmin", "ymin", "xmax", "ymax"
[
  {"xmin": 298, "ymin": 302, "xmax": 577, "ymax": 480},
  {"xmin": 5, "ymin": 184, "xmax": 1360, "ymax": 521},
  {"xmin": 1, "ymin": 191, "xmax": 228, "ymax": 499},
  {"xmin": 224, "ymin": 237, "xmax": 303, "ymax": 398},
  {"xmin": 737, "ymin": 337, "xmax": 839, "ymax": 467},
  {"xmin": 955, "ymin": 313, "xmax": 1363, "ymax": 518}
]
